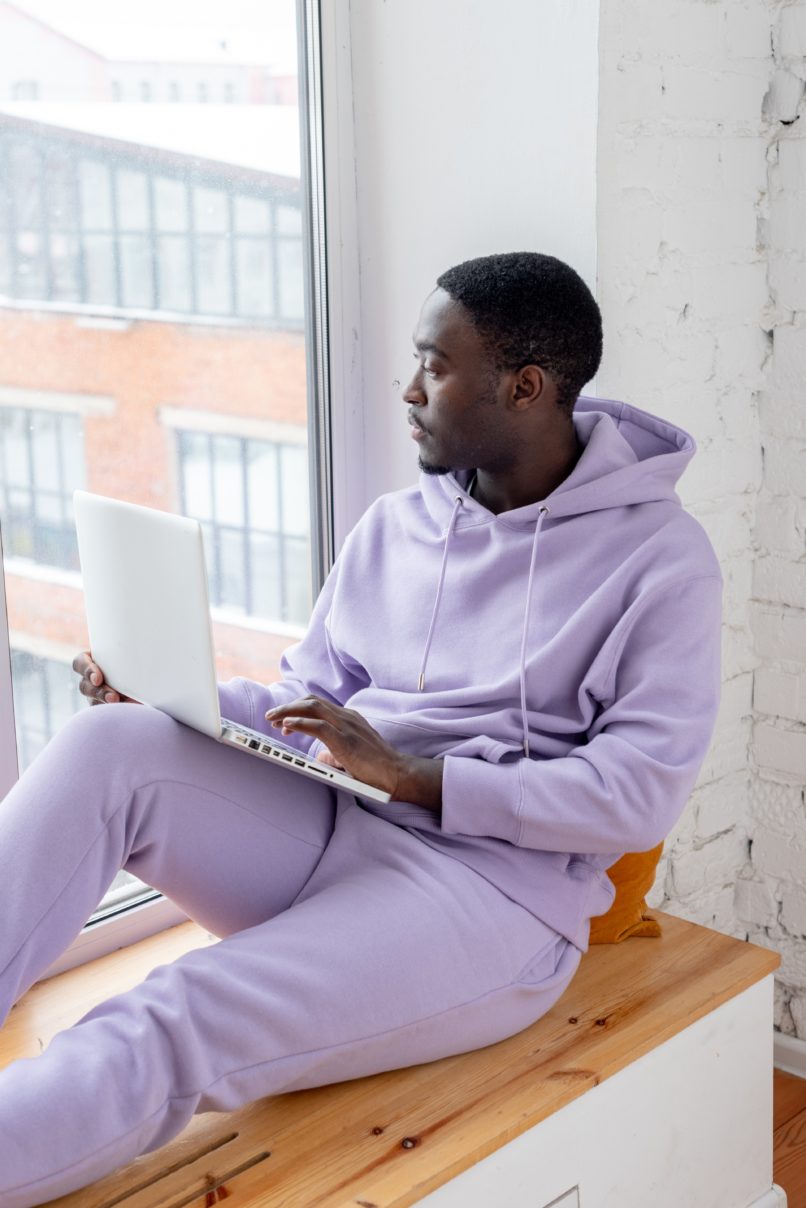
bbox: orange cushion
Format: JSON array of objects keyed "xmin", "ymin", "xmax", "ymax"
[{"xmin": 588, "ymin": 842, "xmax": 664, "ymax": 944}]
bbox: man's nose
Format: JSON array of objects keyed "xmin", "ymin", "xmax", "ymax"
[{"xmin": 402, "ymin": 370, "xmax": 425, "ymax": 404}]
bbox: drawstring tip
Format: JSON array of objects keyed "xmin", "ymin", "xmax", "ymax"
[
  {"xmin": 523, "ymin": 738, "xmax": 529, "ymax": 758},
  {"xmin": 418, "ymin": 673, "xmax": 425, "ymax": 691}
]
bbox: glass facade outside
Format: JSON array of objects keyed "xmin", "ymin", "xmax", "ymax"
[{"xmin": 0, "ymin": 126, "xmax": 304, "ymax": 325}]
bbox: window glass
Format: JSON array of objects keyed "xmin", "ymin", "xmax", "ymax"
[
  {"xmin": 0, "ymin": 0, "xmax": 319, "ymax": 930},
  {"xmin": 157, "ymin": 236, "xmax": 192, "ymax": 311},
  {"xmin": 117, "ymin": 169, "xmax": 150, "ymax": 230},
  {"xmin": 213, "ymin": 436, "xmax": 245, "ymax": 527},
  {"xmin": 0, "ymin": 206, "xmax": 10, "ymax": 295},
  {"xmin": 9, "ymin": 142, "xmax": 41, "ymax": 230},
  {"xmin": 79, "ymin": 161, "xmax": 113, "ymax": 231},
  {"xmin": 217, "ymin": 526, "xmax": 246, "ymax": 611},
  {"xmin": 284, "ymin": 536, "xmax": 311, "ymax": 626},
  {"xmin": 249, "ymin": 532, "xmax": 281, "ymax": 619},
  {"xmin": 278, "ymin": 238, "xmax": 305, "ymax": 320},
  {"xmin": 194, "ymin": 186, "xmax": 229, "ymax": 233},
  {"xmin": 10, "ymin": 650, "xmax": 85, "ymax": 771},
  {"xmin": 276, "ymin": 204, "xmax": 302, "ymax": 235},
  {"xmin": 46, "ymin": 149, "xmax": 78, "ymax": 232},
  {"xmin": 236, "ymin": 240, "xmax": 273, "ymax": 318},
  {"xmin": 179, "ymin": 431, "xmax": 213, "ymax": 521},
  {"xmin": 280, "ymin": 444, "xmax": 309, "ymax": 536},
  {"xmin": 83, "ymin": 234, "xmax": 118, "ymax": 305},
  {"xmin": 1, "ymin": 409, "xmax": 30, "ymax": 487},
  {"xmin": 49, "ymin": 232, "xmax": 81, "ymax": 301},
  {"xmin": 0, "ymin": 408, "xmax": 83, "ymax": 570},
  {"xmin": 119, "ymin": 234, "xmax": 154, "ymax": 308},
  {"xmin": 154, "ymin": 178, "xmax": 189, "ymax": 232},
  {"xmin": 195, "ymin": 235, "xmax": 231, "ymax": 314},
  {"xmin": 247, "ymin": 441, "xmax": 279, "ymax": 532},
  {"xmin": 235, "ymin": 196, "xmax": 271, "ymax": 234}
]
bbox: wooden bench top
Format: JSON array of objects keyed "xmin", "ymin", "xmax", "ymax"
[{"xmin": 3, "ymin": 911, "xmax": 780, "ymax": 1208}]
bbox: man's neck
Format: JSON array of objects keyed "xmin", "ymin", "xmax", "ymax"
[{"xmin": 470, "ymin": 428, "xmax": 583, "ymax": 515}]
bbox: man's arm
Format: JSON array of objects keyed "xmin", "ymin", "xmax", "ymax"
[{"xmin": 439, "ymin": 575, "xmax": 723, "ymax": 853}]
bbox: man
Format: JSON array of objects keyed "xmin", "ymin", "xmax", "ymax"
[{"xmin": 0, "ymin": 253, "xmax": 721, "ymax": 1205}]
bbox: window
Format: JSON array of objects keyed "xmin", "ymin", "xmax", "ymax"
[
  {"xmin": 12, "ymin": 81, "xmax": 40, "ymax": 101},
  {"xmin": 224, "ymin": 82, "xmax": 236, "ymax": 103},
  {"xmin": 177, "ymin": 430, "xmax": 311, "ymax": 626},
  {"xmin": 0, "ymin": 408, "xmax": 84, "ymax": 570},
  {"xmin": 197, "ymin": 81, "xmax": 209, "ymax": 103},
  {"xmin": 0, "ymin": 0, "xmax": 329, "ymax": 972},
  {"xmin": 0, "ymin": 130, "xmax": 305, "ymax": 326},
  {"xmin": 140, "ymin": 81, "xmax": 153, "ymax": 103},
  {"xmin": 10, "ymin": 649, "xmax": 85, "ymax": 773}
]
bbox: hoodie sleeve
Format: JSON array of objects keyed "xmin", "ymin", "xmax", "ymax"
[
  {"xmin": 439, "ymin": 574, "xmax": 723, "ymax": 854},
  {"xmin": 217, "ymin": 552, "xmax": 371, "ymax": 755}
]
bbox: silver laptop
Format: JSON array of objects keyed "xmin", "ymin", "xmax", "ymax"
[{"xmin": 72, "ymin": 490, "xmax": 391, "ymax": 804}]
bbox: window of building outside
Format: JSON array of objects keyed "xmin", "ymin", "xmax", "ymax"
[
  {"xmin": 0, "ymin": 0, "xmax": 323, "ymax": 941},
  {"xmin": 12, "ymin": 81, "xmax": 40, "ymax": 100}
]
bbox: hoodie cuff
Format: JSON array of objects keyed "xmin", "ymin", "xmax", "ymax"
[{"xmin": 440, "ymin": 755, "xmax": 522, "ymax": 845}]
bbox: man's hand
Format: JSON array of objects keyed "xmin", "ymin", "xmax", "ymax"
[
  {"xmin": 72, "ymin": 651, "xmax": 138, "ymax": 706},
  {"xmin": 265, "ymin": 695, "xmax": 443, "ymax": 811}
]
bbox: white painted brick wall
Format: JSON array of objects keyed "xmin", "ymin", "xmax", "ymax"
[
  {"xmin": 599, "ymin": 0, "xmax": 806, "ymax": 1037},
  {"xmin": 757, "ymin": 0, "xmax": 806, "ymax": 1048}
]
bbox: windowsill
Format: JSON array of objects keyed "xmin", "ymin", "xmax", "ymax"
[{"xmin": 37, "ymin": 892, "xmax": 192, "ymax": 984}]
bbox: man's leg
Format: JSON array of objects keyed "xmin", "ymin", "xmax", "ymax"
[
  {"xmin": 0, "ymin": 701, "xmax": 339, "ymax": 1025},
  {"xmin": 0, "ymin": 794, "xmax": 582, "ymax": 1206}
]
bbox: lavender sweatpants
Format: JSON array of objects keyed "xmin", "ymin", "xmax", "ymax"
[{"xmin": 0, "ymin": 702, "xmax": 582, "ymax": 1206}]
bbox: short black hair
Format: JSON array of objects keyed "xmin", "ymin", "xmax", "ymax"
[{"xmin": 436, "ymin": 252, "xmax": 602, "ymax": 415}]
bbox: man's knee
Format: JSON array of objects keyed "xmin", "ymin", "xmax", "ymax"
[{"xmin": 52, "ymin": 701, "xmax": 183, "ymax": 766}]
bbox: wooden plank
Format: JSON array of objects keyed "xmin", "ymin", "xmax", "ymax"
[
  {"xmin": 5, "ymin": 911, "xmax": 781, "ymax": 1208},
  {"xmin": 1, "ymin": 923, "xmax": 217, "ymax": 1069},
  {"xmin": 774, "ymin": 1068, "xmax": 806, "ymax": 1132},
  {"xmin": 774, "ymin": 1104, "xmax": 806, "ymax": 1208}
]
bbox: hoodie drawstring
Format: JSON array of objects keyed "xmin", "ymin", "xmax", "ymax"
[
  {"xmin": 418, "ymin": 495, "xmax": 551, "ymax": 762},
  {"xmin": 519, "ymin": 506, "xmax": 549, "ymax": 757},
  {"xmin": 418, "ymin": 494, "xmax": 464, "ymax": 691}
]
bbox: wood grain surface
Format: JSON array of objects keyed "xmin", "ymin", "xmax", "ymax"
[{"xmin": 1, "ymin": 911, "xmax": 781, "ymax": 1208}]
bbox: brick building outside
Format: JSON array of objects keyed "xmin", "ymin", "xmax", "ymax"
[{"xmin": 0, "ymin": 101, "xmax": 310, "ymax": 772}]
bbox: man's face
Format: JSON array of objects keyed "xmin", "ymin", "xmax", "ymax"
[{"xmin": 402, "ymin": 288, "xmax": 519, "ymax": 476}]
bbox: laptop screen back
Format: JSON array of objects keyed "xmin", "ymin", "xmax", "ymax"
[{"xmin": 73, "ymin": 491, "xmax": 222, "ymax": 738}]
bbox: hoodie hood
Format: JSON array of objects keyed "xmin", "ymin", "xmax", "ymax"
[{"xmin": 421, "ymin": 395, "xmax": 696, "ymax": 527}]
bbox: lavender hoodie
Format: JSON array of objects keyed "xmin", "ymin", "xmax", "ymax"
[{"xmin": 219, "ymin": 396, "xmax": 723, "ymax": 951}]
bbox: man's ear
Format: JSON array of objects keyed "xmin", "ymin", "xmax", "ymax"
[{"xmin": 511, "ymin": 364, "xmax": 547, "ymax": 410}]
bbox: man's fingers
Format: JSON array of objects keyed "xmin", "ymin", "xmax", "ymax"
[{"xmin": 266, "ymin": 695, "xmax": 336, "ymax": 724}]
